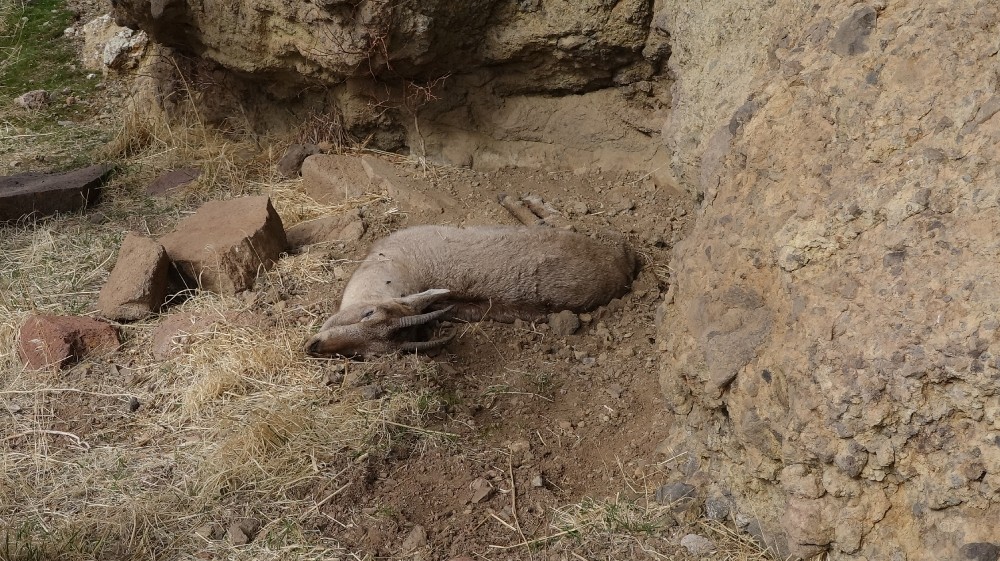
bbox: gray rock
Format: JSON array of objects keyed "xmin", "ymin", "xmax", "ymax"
[
  {"xmin": 829, "ymin": 6, "xmax": 876, "ymax": 56},
  {"xmin": 0, "ymin": 164, "xmax": 113, "ymax": 223},
  {"xmin": 961, "ymin": 543, "xmax": 1000, "ymax": 561},
  {"xmin": 401, "ymin": 524, "xmax": 427, "ymax": 552},
  {"xmin": 655, "ymin": 482, "xmax": 696, "ymax": 507},
  {"xmin": 276, "ymin": 143, "xmax": 321, "ymax": 178},
  {"xmin": 15, "ymin": 90, "xmax": 49, "ymax": 109},
  {"xmin": 680, "ymin": 533, "xmax": 716, "ymax": 555}
]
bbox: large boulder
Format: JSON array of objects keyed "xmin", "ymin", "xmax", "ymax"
[{"xmin": 657, "ymin": 0, "xmax": 1000, "ymax": 559}]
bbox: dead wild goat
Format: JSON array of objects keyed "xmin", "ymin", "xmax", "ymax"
[{"xmin": 306, "ymin": 225, "xmax": 640, "ymax": 357}]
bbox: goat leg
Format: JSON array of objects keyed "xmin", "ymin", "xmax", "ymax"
[{"xmin": 498, "ymin": 193, "xmax": 546, "ymax": 226}]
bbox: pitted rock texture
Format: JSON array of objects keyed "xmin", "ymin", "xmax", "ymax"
[
  {"xmin": 112, "ymin": 0, "xmax": 654, "ymax": 88},
  {"xmin": 111, "ymin": 0, "xmax": 670, "ymax": 177},
  {"xmin": 18, "ymin": 315, "xmax": 121, "ymax": 370},
  {"xmin": 158, "ymin": 196, "xmax": 288, "ymax": 294},
  {"xmin": 97, "ymin": 233, "xmax": 170, "ymax": 321},
  {"xmin": 657, "ymin": 0, "xmax": 1000, "ymax": 559}
]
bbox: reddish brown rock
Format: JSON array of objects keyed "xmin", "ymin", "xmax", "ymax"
[
  {"xmin": 158, "ymin": 196, "xmax": 288, "ymax": 294},
  {"xmin": 300, "ymin": 154, "xmax": 372, "ymax": 203},
  {"xmin": 285, "ymin": 212, "xmax": 365, "ymax": 248},
  {"xmin": 0, "ymin": 164, "xmax": 113, "ymax": 223},
  {"xmin": 97, "ymin": 233, "xmax": 170, "ymax": 321},
  {"xmin": 146, "ymin": 167, "xmax": 200, "ymax": 197},
  {"xmin": 18, "ymin": 315, "xmax": 120, "ymax": 370}
]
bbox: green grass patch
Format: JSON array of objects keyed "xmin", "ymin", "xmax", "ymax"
[{"xmin": 0, "ymin": 0, "xmax": 94, "ymax": 101}]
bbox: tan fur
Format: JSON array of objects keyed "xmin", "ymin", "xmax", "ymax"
[{"xmin": 306, "ymin": 225, "xmax": 640, "ymax": 357}]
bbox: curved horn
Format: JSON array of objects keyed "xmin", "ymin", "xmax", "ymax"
[
  {"xmin": 398, "ymin": 334, "xmax": 455, "ymax": 353},
  {"xmin": 394, "ymin": 306, "xmax": 453, "ymax": 328}
]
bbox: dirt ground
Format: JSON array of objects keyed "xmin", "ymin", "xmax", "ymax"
[{"xmin": 291, "ymin": 164, "xmax": 691, "ymax": 558}]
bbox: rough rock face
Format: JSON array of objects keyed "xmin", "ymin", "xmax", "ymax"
[
  {"xmin": 112, "ymin": 0, "xmax": 654, "ymax": 88},
  {"xmin": 657, "ymin": 0, "xmax": 1000, "ymax": 559},
  {"xmin": 97, "ymin": 233, "xmax": 170, "ymax": 321},
  {"xmin": 158, "ymin": 196, "xmax": 288, "ymax": 294},
  {"xmin": 111, "ymin": 0, "xmax": 669, "ymax": 177},
  {"xmin": 18, "ymin": 315, "xmax": 121, "ymax": 370}
]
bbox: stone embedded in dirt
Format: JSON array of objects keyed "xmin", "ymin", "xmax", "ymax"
[
  {"xmin": 146, "ymin": 167, "xmax": 201, "ymax": 197},
  {"xmin": 531, "ymin": 475, "xmax": 544, "ymax": 487},
  {"xmin": 829, "ymin": 6, "xmax": 876, "ymax": 57},
  {"xmin": 286, "ymin": 212, "xmax": 365, "ymax": 248},
  {"xmin": 301, "ymin": 154, "xmax": 372, "ymax": 203},
  {"xmin": 680, "ymin": 534, "xmax": 715, "ymax": 555},
  {"xmin": 97, "ymin": 233, "xmax": 170, "ymax": 321},
  {"xmin": 961, "ymin": 543, "xmax": 1000, "ymax": 561},
  {"xmin": 469, "ymin": 477, "xmax": 494, "ymax": 504},
  {"xmin": 0, "ymin": 164, "xmax": 113, "ymax": 223},
  {"xmin": 15, "ymin": 90, "xmax": 49, "ymax": 110},
  {"xmin": 151, "ymin": 312, "xmax": 228, "ymax": 360},
  {"xmin": 18, "ymin": 315, "xmax": 121, "ymax": 370},
  {"xmin": 82, "ymin": 14, "xmax": 148, "ymax": 71},
  {"xmin": 361, "ymin": 155, "xmax": 456, "ymax": 215},
  {"xmin": 276, "ymin": 143, "xmax": 321, "ymax": 178},
  {"xmin": 158, "ymin": 196, "xmax": 288, "ymax": 294},
  {"xmin": 654, "ymin": 482, "xmax": 696, "ymax": 508},
  {"xmin": 400, "ymin": 524, "xmax": 427, "ymax": 553},
  {"xmin": 226, "ymin": 523, "xmax": 249, "ymax": 545},
  {"xmin": 547, "ymin": 310, "xmax": 580, "ymax": 336}
]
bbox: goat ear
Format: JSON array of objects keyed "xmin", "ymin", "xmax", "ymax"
[{"xmin": 395, "ymin": 288, "xmax": 451, "ymax": 311}]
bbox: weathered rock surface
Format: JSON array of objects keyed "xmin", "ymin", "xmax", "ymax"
[
  {"xmin": 0, "ymin": 164, "xmax": 113, "ymax": 223},
  {"xmin": 158, "ymin": 196, "xmax": 288, "ymax": 294},
  {"xmin": 302, "ymin": 154, "xmax": 456, "ymax": 215},
  {"xmin": 146, "ymin": 167, "xmax": 200, "ymax": 197},
  {"xmin": 111, "ymin": 0, "xmax": 670, "ymax": 177},
  {"xmin": 18, "ymin": 315, "xmax": 120, "ymax": 370},
  {"xmin": 82, "ymin": 14, "xmax": 148, "ymax": 72},
  {"xmin": 97, "ymin": 233, "xmax": 170, "ymax": 321},
  {"xmin": 301, "ymin": 154, "xmax": 372, "ymax": 203},
  {"xmin": 286, "ymin": 212, "xmax": 365, "ymax": 248},
  {"xmin": 14, "ymin": 90, "xmax": 49, "ymax": 110},
  {"xmin": 276, "ymin": 144, "xmax": 321, "ymax": 178},
  {"xmin": 360, "ymin": 155, "xmax": 456, "ymax": 215},
  {"xmin": 657, "ymin": 0, "xmax": 1000, "ymax": 559}
]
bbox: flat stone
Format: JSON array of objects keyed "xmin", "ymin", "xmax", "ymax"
[
  {"xmin": 158, "ymin": 196, "xmax": 288, "ymax": 294},
  {"xmin": 680, "ymin": 534, "xmax": 716, "ymax": 555},
  {"xmin": 401, "ymin": 524, "xmax": 427, "ymax": 553},
  {"xmin": 286, "ymin": 212, "xmax": 365, "ymax": 248},
  {"xmin": 18, "ymin": 315, "xmax": 120, "ymax": 370},
  {"xmin": 655, "ymin": 482, "xmax": 696, "ymax": 508},
  {"xmin": 0, "ymin": 164, "xmax": 113, "ymax": 223},
  {"xmin": 276, "ymin": 143, "xmax": 321, "ymax": 178},
  {"xmin": 301, "ymin": 154, "xmax": 372, "ymax": 203},
  {"xmin": 97, "ymin": 233, "xmax": 170, "ymax": 321},
  {"xmin": 146, "ymin": 167, "xmax": 200, "ymax": 197},
  {"xmin": 361, "ymin": 155, "xmax": 456, "ymax": 214}
]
